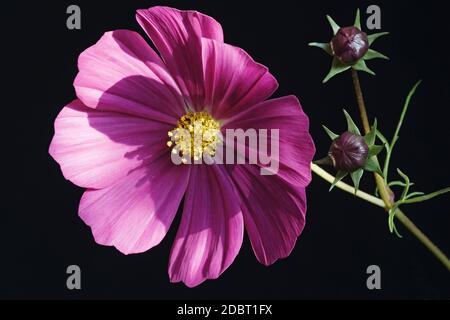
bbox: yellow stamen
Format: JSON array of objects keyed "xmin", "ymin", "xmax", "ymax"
[{"xmin": 167, "ymin": 111, "xmax": 221, "ymax": 163}]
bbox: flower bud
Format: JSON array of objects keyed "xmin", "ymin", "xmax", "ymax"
[
  {"xmin": 331, "ymin": 26, "xmax": 369, "ymax": 64},
  {"xmin": 328, "ymin": 131, "xmax": 369, "ymax": 172}
]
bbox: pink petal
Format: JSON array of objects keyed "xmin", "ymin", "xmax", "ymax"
[
  {"xmin": 136, "ymin": 6, "xmax": 224, "ymax": 110},
  {"xmin": 74, "ymin": 30, "xmax": 184, "ymax": 123},
  {"xmin": 223, "ymin": 95, "xmax": 315, "ymax": 187},
  {"xmin": 79, "ymin": 154, "xmax": 190, "ymax": 255},
  {"xmin": 169, "ymin": 165, "xmax": 243, "ymax": 287},
  {"xmin": 228, "ymin": 164, "xmax": 307, "ymax": 266},
  {"xmin": 202, "ymin": 38, "xmax": 279, "ymax": 120},
  {"xmin": 49, "ymin": 100, "xmax": 171, "ymax": 189}
]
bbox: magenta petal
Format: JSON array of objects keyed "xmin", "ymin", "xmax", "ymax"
[
  {"xmin": 79, "ymin": 155, "xmax": 190, "ymax": 255},
  {"xmin": 74, "ymin": 30, "xmax": 184, "ymax": 123},
  {"xmin": 49, "ymin": 100, "xmax": 171, "ymax": 189},
  {"xmin": 224, "ymin": 96, "xmax": 315, "ymax": 187},
  {"xmin": 169, "ymin": 165, "xmax": 243, "ymax": 287},
  {"xmin": 136, "ymin": 6, "xmax": 223, "ymax": 110},
  {"xmin": 202, "ymin": 38, "xmax": 278, "ymax": 120},
  {"xmin": 228, "ymin": 164, "xmax": 307, "ymax": 266}
]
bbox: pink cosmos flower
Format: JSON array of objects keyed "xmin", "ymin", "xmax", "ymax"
[{"xmin": 49, "ymin": 6, "xmax": 315, "ymax": 287}]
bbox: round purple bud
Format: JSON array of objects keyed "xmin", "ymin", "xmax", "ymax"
[
  {"xmin": 328, "ymin": 131, "xmax": 369, "ymax": 172},
  {"xmin": 331, "ymin": 26, "xmax": 369, "ymax": 64}
]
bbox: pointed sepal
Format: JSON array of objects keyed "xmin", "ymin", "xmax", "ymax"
[
  {"xmin": 308, "ymin": 42, "xmax": 333, "ymax": 55},
  {"xmin": 364, "ymin": 49, "xmax": 389, "ymax": 61},
  {"xmin": 323, "ymin": 57, "xmax": 351, "ymax": 83},
  {"xmin": 364, "ymin": 157, "xmax": 383, "ymax": 176},
  {"xmin": 350, "ymin": 168, "xmax": 364, "ymax": 193},
  {"xmin": 314, "ymin": 156, "xmax": 334, "ymax": 167},
  {"xmin": 326, "ymin": 15, "xmax": 340, "ymax": 35},
  {"xmin": 364, "ymin": 119, "xmax": 378, "ymax": 146},
  {"xmin": 354, "ymin": 9, "xmax": 361, "ymax": 30},
  {"xmin": 368, "ymin": 145, "xmax": 384, "ymax": 157},
  {"xmin": 322, "ymin": 125, "xmax": 339, "ymax": 140},
  {"xmin": 329, "ymin": 170, "xmax": 348, "ymax": 191},
  {"xmin": 368, "ymin": 32, "xmax": 389, "ymax": 45},
  {"xmin": 343, "ymin": 109, "xmax": 361, "ymax": 135},
  {"xmin": 352, "ymin": 59, "xmax": 375, "ymax": 75}
]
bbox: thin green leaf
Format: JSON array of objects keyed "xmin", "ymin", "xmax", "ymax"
[
  {"xmin": 368, "ymin": 145, "xmax": 384, "ymax": 157},
  {"xmin": 392, "ymin": 222, "xmax": 403, "ymax": 238},
  {"xmin": 308, "ymin": 42, "xmax": 332, "ymax": 55},
  {"xmin": 354, "ymin": 9, "xmax": 361, "ymax": 29},
  {"xmin": 405, "ymin": 191, "xmax": 425, "ymax": 200},
  {"xmin": 384, "ymin": 81, "xmax": 421, "ymax": 181},
  {"xmin": 388, "ymin": 203, "xmax": 403, "ymax": 237},
  {"xmin": 329, "ymin": 171, "xmax": 348, "ymax": 191},
  {"xmin": 326, "ymin": 15, "xmax": 340, "ymax": 35},
  {"xmin": 397, "ymin": 169, "xmax": 411, "ymax": 200},
  {"xmin": 323, "ymin": 57, "xmax": 351, "ymax": 83},
  {"xmin": 388, "ymin": 181, "xmax": 414, "ymax": 188},
  {"xmin": 343, "ymin": 109, "xmax": 361, "ymax": 135},
  {"xmin": 352, "ymin": 59, "xmax": 376, "ymax": 75},
  {"xmin": 322, "ymin": 125, "xmax": 339, "ymax": 140},
  {"xmin": 403, "ymin": 187, "xmax": 450, "ymax": 204},
  {"xmin": 391, "ymin": 80, "xmax": 422, "ymax": 147},
  {"xmin": 350, "ymin": 169, "xmax": 364, "ymax": 193},
  {"xmin": 363, "ymin": 49, "xmax": 389, "ymax": 61},
  {"xmin": 368, "ymin": 32, "xmax": 389, "ymax": 45},
  {"xmin": 364, "ymin": 119, "xmax": 378, "ymax": 145},
  {"xmin": 388, "ymin": 206, "xmax": 398, "ymax": 233}
]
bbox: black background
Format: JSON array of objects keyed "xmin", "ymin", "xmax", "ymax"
[{"xmin": 2, "ymin": 0, "xmax": 449, "ymax": 299}]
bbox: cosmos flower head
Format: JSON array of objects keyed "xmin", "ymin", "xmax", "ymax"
[
  {"xmin": 329, "ymin": 131, "xmax": 369, "ymax": 172},
  {"xmin": 331, "ymin": 26, "xmax": 369, "ymax": 64},
  {"xmin": 309, "ymin": 9, "xmax": 389, "ymax": 83},
  {"xmin": 49, "ymin": 6, "xmax": 315, "ymax": 287}
]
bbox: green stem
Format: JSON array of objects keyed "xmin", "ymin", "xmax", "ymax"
[
  {"xmin": 311, "ymin": 164, "xmax": 384, "ymax": 207},
  {"xmin": 351, "ymin": 69, "xmax": 393, "ymax": 206},
  {"xmin": 350, "ymin": 69, "xmax": 450, "ymax": 271},
  {"xmin": 395, "ymin": 209, "xmax": 450, "ymax": 270},
  {"xmin": 312, "ymin": 163, "xmax": 450, "ymax": 271}
]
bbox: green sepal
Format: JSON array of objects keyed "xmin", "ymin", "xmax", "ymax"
[
  {"xmin": 314, "ymin": 156, "xmax": 334, "ymax": 167},
  {"xmin": 323, "ymin": 57, "xmax": 351, "ymax": 83},
  {"xmin": 364, "ymin": 157, "xmax": 383, "ymax": 176},
  {"xmin": 368, "ymin": 145, "xmax": 384, "ymax": 157},
  {"xmin": 367, "ymin": 32, "xmax": 389, "ymax": 45},
  {"xmin": 343, "ymin": 109, "xmax": 361, "ymax": 135},
  {"xmin": 329, "ymin": 170, "xmax": 348, "ymax": 191},
  {"xmin": 322, "ymin": 125, "xmax": 339, "ymax": 140},
  {"xmin": 308, "ymin": 42, "xmax": 332, "ymax": 55},
  {"xmin": 326, "ymin": 15, "xmax": 340, "ymax": 35},
  {"xmin": 364, "ymin": 119, "xmax": 377, "ymax": 146},
  {"xmin": 354, "ymin": 9, "xmax": 361, "ymax": 30},
  {"xmin": 364, "ymin": 49, "xmax": 389, "ymax": 61},
  {"xmin": 352, "ymin": 59, "xmax": 375, "ymax": 75},
  {"xmin": 350, "ymin": 168, "xmax": 364, "ymax": 193}
]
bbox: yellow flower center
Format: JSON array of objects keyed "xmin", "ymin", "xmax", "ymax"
[{"xmin": 167, "ymin": 111, "xmax": 221, "ymax": 163}]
